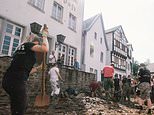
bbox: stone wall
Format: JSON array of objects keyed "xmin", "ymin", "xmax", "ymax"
[{"xmin": 0, "ymin": 56, "xmax": 95, "ymax": 97}]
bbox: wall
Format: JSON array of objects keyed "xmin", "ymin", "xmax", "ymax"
[
  {"xmin": 84, "ymin": 16, "xmax": 107, "ymax": 81},
  {"xmin": 0, "ymin": 0, "xmax": 84, "ymax": 66},
  {"xmin": 0, "ymin": 56, "xmax": 95, "ymax": 98}
]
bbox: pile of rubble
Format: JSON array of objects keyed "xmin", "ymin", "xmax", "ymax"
[{"xmin": 0, "ymin": 92, "xmax": 153, "ymax": 115}]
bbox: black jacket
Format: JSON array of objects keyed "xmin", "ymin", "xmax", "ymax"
[{"xmin": 138, "ymin": 67, "xmax": 151, "ymax": 83}]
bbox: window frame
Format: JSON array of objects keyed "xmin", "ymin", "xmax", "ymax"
[
  {"xmin": 51, "ymin": 1, "xmax": 63, "ymax": 23},
  {"xmin": 29, "ymin": 0, "xmax": 45, "ymax": 11},
  {"xmin": 90, "ymin": 44, "xmax": 94, "ymax": 57},
  {"xmin": 57, "ymin": 43, "xmax": 76, "ymax": 66},
  {"xmin": 1, "ymin": 22, "xmax": 23, "ymax": 56},
  {"xmin": 68, "ymin": 13, "xmax": 76, "ymax": 31}
]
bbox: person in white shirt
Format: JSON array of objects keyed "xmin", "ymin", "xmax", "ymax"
[
  {"xmin": 49, "ymin": 50, "xmax": 56, "ymax": 66},
  {"xmin": 48, "ymin": 63, "xmax": 63, "ymax": 97}
]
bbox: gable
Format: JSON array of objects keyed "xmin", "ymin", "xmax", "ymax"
[
  {"xmin": 114, "ymin": 26, "xmax": 128, "ymax": 43},
  {"xmin": 147, "ymin": 63, "xmax": 154, "ymax": 73},
  {"xmin": 106, "ymin": 25, "xmax": 128, "ymax": 43},
  {"xmin": 83, "ymin": 13, "xmax": 109, "ymax": 50}
]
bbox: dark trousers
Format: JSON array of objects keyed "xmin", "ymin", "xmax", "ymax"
[{"xmin": 2, "ymin": 73, "xmax": 28, "ymax": 115}]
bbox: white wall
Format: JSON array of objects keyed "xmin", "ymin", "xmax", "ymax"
[
  {"xmin": 84, "ymin": 17, "xmax": 107, "ymax": 81},
  {"xmin": 105, "ymin": 33, "xmax": 113, "ymax": 65},
  {"xmin": 0, "ymin": 0, "xmax": 84, "ymax": 64},
  {"xmin": 126, "ymin": 58, "xmax": 130, "ymax": 76}
]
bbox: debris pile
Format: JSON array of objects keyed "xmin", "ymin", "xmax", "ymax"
[{"xmin": 0, "ymin": 92, "xmax": 153, "ymax": 115}]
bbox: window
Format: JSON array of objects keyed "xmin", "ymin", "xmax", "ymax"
[
  {"xmin": 100, "ymin": 52, "xmax": 103, "ymax": 63},
  {"xmin": 100, "ymin": 37, "xmax": 102, "ymax": 44},
  {"xmin": 29, "ymin": 0, "xmax": 45, "ymax": 10},
  {"xmin": 2, "ymin": 36, "xmax": 11, "ymax": 55},
  {"xmin": 11, "ymin": 38, "xmax": 20, "ymax": 55},
  {"xmin": 6, "ymin": 24, "xmax": 13, "ymax": 33},
  {"xmin": 58, "ymin": 44, "xmax": 66, "ymax": 65},
  {"xmin": 1, "ymin": 22, "xmax": 23, "ymax": 56},
  {"xmin": 113, "ymin": 55, "xmax": 119, "ymax": 68},
  {"xmin": 120, "ymin": 59, "xmax": 125, "ymax": 69},
  {"xmin": 90, "ymin": 68, "xmax": 93, "ymax": 73},
  {"xmin": 94, "ymin": 69, "xmax": 98, "ymax": 77},
  {"xmin": 15, "ymin": 27, "xmax": 21, "ymax": 37},
  {"xmin": 115, "ymin": 40, "xmax": 120, "ymax": 48},
  {"xmin": 52, "ymin": 2, "xmax": 63, "ymax": 22},
  {"xmin": 94, "ymin": 32, "xmax": 97, "ymax": 39},
  {"xmin": 63, "ymin": 0, "xmax": 67, "ymax": 3},
  {"xmin": 67, "ymin": 47, "xmax": 76, "ymax": 66},
  {"xmin": 121, "ymin": 44, "xmax": 125, "ymax": 52},
  {"xmin": 68, "ymin": 13, "xmax": 76, "ymax": 31},
  {"xmin": 90, "ymin": 44, "xmax": 94, "ymax": 57},
  {"xmin": 58, "ymin": 44, "xmax": 76, "ymax": 66}
]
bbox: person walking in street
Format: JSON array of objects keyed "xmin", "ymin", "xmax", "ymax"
[
  {"xmin": 48, "ymin": 63, "xmax": 64, "ymax": 97},
  {"xmin": 2, "ymin": 25, "xmax": 49, "ymax": 115},
  {"xmin": 102, "ymin": 63, "xmax": 115, "ymax": 100},
  {"xmin": 137, "ymin": 63, "xmax": 152, "ymax": 114},
  {"xmin": 48, "ymin": 63, "xmax": 64, "ymax": 108}
]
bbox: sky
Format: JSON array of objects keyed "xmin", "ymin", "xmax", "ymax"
[{"xmin": 84, "ymin": 0, "xmax": 154, "ymax": 63}]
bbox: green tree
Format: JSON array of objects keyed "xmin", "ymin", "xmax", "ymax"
[{"xmin": 132, "ymin": 61, "xmax": 139, "ymax": 76}]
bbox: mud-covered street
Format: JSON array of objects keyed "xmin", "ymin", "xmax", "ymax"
[{"xmin": 0, "ymin": 92, "xmax": 153, "ymax": 115}]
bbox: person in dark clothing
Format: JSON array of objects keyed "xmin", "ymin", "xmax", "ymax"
[
  {"xmin": 127, "ymin": 75, "xmax": 132, "ymax": 86},
  {"xmin": 113, "ymin": 74, "xmax": 121, "ymax": 101},
  {"xmin": 151, "ymin": 76, "xmax": 154, "ymax": 103},
  {"xmin": 114, "ymin": 74, "xmax": 120, "ymax": 91},
  {"xmin": 2, "ymin": 28, "xmax": 49, "ymax": 115},
  {"xmin": 137, "ymin": 63, "xmax": 152, "ymax": 114},
  {"xmin": 122, "ymin": 75, "xmax": 131, "ymax": 102}
]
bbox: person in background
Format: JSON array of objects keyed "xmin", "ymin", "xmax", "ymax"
[
  {"xmin": 102, "ymin": 63, "xmax": 115, "ymax": 100},
  {"xmin": 122, "ymin": 75, "xmax": 131, "ymax": 102},
  {"xmin": 57, "ymin": 55, "xmax": 62, "ymax": 68},
  {"xmin": 48, "ymin": 63, "xmax": 64, "ymax": 108},
  {"xmin": 49, "ymin": 50, "xmax": 56, "ymax": 66},
  {"xmin": 114, "ymin": 74, "xmax": 120, "ymax": 92},
  {"xmin": 48, "ymin": 63, "xmax": 64, "ymax": 97},
  {"xmin": 74, "ymin": 58, "xmax": 79, "ymax": 70},
  {"xmin": 137, "ymin": 63, "xmax": 152, "ymax": 114},
  {"xmin": 2, "ymin": 24, "xmax": 49, "ymax": 115},
  {"xmin": 114, "ymin": 74, "xmax": 121, "ymax": 101},
  {"xmin": 89, "ymin": 79, "xmax": 101, "ymax": 97},
  {"xmin": 151, "ymin": 76, "xmax": 154, "ymax": 103},
  {"xmin": 101, "ymin": 70, "xmax": 104, "ymax": 90}
]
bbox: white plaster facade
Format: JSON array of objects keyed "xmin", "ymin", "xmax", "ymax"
[
  {"xmin": 81, "ymin": 14, "xmax": 108, "ymax": 81},
  {"xmin": 0, "ymin": 0, "xmax": 84, "ymax": 67},
  {"xmin": 126, "ymin": 44, "xmax": 133, "ymax": 76}
]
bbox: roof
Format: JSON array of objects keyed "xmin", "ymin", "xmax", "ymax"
[
  {"xmin": 105, "ymin": 25, "xmax": 121, "ymax": 33},
  {"xmin": 147, "ymin": 63, "xmax": 154, "ymax": 73},
  {"xmin": 105, "ymin": 25, "xmax": 128, "ymax": 43},
  {"xmin": 83, "ymin": 13, "xmax": 109, "ymax": 50},
  {"xmin": 83, "ymin": 14, "xmax": 99, "ymax": 31}
]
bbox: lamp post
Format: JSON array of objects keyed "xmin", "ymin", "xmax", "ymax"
[
  {"xmin": 30, "ymin": 22, "xmax": 42, "ymax": 35},
  {"xmin": 55, "ymin": 34, "xmax": 66, "ymax": 50}
]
